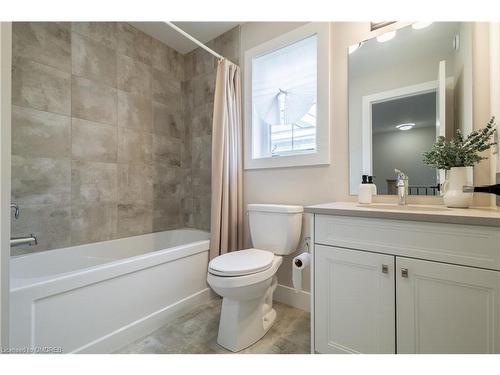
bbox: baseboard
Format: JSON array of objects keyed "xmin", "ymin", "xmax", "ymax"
[
  {"xmin": 273, "ymin": 284, "xmax": 310, "ymax": 312},
  {"xmin": 75, "ymin": 288, "xmax": 215, "ymax": 353}
]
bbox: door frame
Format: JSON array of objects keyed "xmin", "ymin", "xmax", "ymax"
[
  {"xmin": 0, "ymin": 21, "xmax": 12, "ymax": 349},
  {"xmin": 361, "ymin": 80, "xmax": 438, "ymax": 176}
]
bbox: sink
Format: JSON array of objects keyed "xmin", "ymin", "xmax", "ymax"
[{"xmin": 357, "ymin": 204, "xmax": 452, "ymax": 212}]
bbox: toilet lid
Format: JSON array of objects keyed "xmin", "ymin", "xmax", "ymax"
[{"xmin": 208, "ymin": 249, "xmax": 275, "ymax": 276}]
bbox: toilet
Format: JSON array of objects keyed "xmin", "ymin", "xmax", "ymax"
[{"xmin": 207, "ymin": 204, "xmax": 303, "ymax": 352}]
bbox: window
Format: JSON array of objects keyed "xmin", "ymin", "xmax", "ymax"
[{"xmin": 244, "ymin": 23, "xmax": 330, "ymax": 169}]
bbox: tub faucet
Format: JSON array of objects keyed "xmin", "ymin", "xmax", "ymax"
[
  {"xmin": 11, "ymin": 202, "xmax": 20, "ymax": 219},
  {"xmin": 10, "ymin": 234, "xmax": 37, "ymax": 247},
  {"xmin": 395, "ymin": 169, "xmax": 409, "ymax": 206}
]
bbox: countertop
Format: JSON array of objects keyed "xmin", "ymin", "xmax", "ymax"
[{"xmin": 304, "ymin": 201, "xmax": 500, "ymax": 227}]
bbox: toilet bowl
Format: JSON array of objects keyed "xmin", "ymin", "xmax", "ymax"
[{"xmin": 207, "ymin": 204, "xmax": 303, "ymax": 352}]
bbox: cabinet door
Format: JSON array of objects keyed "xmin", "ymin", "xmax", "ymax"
[
  {"xmin": 314, "ymin": 245, "xmax": 395, "ymax": 353},
  {"xmin": 397, "ymin": 257, "xmax": 500, "ymax": 353}
]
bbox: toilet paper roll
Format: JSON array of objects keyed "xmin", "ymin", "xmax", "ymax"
[{"xmin": 292, "ymin": 252, "xmax": 311, "ymax": 291}]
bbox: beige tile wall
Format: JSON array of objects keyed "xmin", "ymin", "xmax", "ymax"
[{"xmin": 11, "ymin": 22, "xmax": 197, "ymax": 254}]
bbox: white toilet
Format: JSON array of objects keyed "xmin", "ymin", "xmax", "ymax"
[{"xmin": 207, "ymin": 203, "xmax": 303, "ymax": 352}]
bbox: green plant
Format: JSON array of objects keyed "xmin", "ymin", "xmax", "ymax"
[{"xmin": 423, "ymin": 117, "xmax": 497, "ymax": 170}]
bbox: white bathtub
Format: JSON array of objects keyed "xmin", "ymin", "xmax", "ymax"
[{"xmin": 9, "ymin": 229, "xmax": 212, "ymax": 353}]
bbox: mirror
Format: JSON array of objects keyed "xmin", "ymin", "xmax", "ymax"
[{"xmin": 349, "ymin": 22, "xmax": 473, "ymax": 195}]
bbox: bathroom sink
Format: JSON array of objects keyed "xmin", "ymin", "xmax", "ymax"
[{"xmin": 358, "ymin": 204, "xmax": 452, "ymax": 212}]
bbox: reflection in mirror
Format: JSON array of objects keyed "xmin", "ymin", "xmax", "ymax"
[{"xmin": 349, "ymin": 22, "xmax": 473, "ymax": 195}]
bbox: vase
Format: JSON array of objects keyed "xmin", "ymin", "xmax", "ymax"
[{"xmin": 443, "ymin": 167, "xmax": 473, "ymax": 208}]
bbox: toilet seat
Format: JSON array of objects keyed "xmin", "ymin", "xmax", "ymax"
[
  {"xmin": 207, "ymin": 255, "xmax": 283, "ymax": 289},
  {"xmin": 208, "ymin": 249, "xmax": 274, "ymax": 277}
]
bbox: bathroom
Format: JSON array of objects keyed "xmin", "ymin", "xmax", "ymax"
[{"xmin": 1, "ymin": 0, "xmax": 500, "ymax": 373}]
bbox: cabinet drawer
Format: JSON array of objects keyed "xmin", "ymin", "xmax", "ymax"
[{"xmin": 314, "ymin": 214, "xmax": 500, "ymax": 270}]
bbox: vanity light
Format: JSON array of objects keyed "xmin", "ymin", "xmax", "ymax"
[
  {"xmin": 396, "ymin": 123, "xmax": 415, "ymax": 131},
  {"xmin": 376, "ymin": 30, "xmax": 396, "ymax": 43},
  {"xmin": 412, "ymin": 22, "xmax": 433, "ymax": 30}
]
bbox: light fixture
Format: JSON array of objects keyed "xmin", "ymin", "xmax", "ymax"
[
  {"xmin": 412, "ymin": 22, "xmax": 433, "ymax": 30},
  {"xmin": 396, "ymin": 123, "xmax": 416, "ymax": 131},
  {"xmin": 376, "ymin": 30, "xmax": 396, "ymax": 43}
]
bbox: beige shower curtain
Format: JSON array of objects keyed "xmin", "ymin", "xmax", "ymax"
[{"xmin": 209, "ymin": 59, "xmax": 244, "ymax": 260}]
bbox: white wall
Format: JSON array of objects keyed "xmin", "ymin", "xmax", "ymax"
[
  {"xmin": 489, "ymin": 23, "xmax": 500, "ymax": 205},
  {"xmin": 241, "ymin": 22, "xmax": 495, "ymax": 290},
  {"xmin": 472, "ymin": 23, "xmax": 493, "ymax": 207},
  {"xmin": 454, "ymin": 23, "xmax": 473, "ymax": 135},
  {"xmin": 0, "ymin": 22, "xmax": 12, "ymax": 348}
]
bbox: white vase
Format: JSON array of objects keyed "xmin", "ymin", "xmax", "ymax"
[{"xmin": 443, "ymin": 167, "xmax": 473, "ymax": 208}]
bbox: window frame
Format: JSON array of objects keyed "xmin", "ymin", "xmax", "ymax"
[{"xmin": 244, "ymin": 23, "xmax": 331, "ymax": 170}]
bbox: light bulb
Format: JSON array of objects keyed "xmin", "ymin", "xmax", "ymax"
[{"xmin": 396, "ymin": 123, "xmax": 415, "ymax": 131}]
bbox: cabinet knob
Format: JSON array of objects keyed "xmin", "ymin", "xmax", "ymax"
[
  {"xmin": 381, "ymin": 264, "xmax": 389, "ymax": 274},
  {"xmin": 401, "ymin": 268, "xmax": 409, "ymax": 278}
]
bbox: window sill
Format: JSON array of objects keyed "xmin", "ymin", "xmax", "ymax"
[{"xmin": 244, "ymin": 151, "xmax": 330, "ymax": 170}]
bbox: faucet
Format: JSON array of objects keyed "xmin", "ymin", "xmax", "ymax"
[
  {"xmin": 395, "ymin": 169, "xmax": 409, "ymax": 205},
  {"xmin": 10, "ymin": 234, "xmax": 38, "ymax": 247},
  {"xmin": 11, "ymin": 202, "xmax": 20, "ymax": 219}
]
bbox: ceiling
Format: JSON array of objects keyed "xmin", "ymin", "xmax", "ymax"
[
  {"xmin": 372, "ymin": 91, "xmax": 437, "ymax": 134},
  {"xmin": 130, "ymin": 22, "xmax": 240, "ymax": 55}
]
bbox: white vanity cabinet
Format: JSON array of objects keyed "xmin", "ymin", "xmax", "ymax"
[
  {"xmin": 396, "ymin": 257, "xmax": 500, "ymax": 354},
  {"xmin": 312, "ymin": 213, "xmax": 500, "ymax": 354},
  {"xmin": 315, "ymin": 245, "xmax": 395, "ymax": 353}
]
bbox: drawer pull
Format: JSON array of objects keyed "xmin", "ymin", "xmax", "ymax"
[
  {"xmin": 401, "ymin": 268, "xmax": 409, "ymax": 278},
  {"xmin": 381, "ymin": 264, "xmax": 389, "ymax": 274}
]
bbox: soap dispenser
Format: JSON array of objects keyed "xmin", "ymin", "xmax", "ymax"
[
  {"xmin": 368, "ymin": 175, "xmax": 377, "ymax": 196},
  {"xmin": 358, "ymin": 175, "xmax": 373, "ymax": 204}
]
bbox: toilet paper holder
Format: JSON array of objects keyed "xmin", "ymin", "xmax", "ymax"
[{"xmin": 294, "ymin": 236, "xmax": 311, "ymax": 267}]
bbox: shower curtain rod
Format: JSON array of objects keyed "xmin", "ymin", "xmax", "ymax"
[{"xmin": 165, "ymin": 21, "xmax": 235, "ymax": 64}]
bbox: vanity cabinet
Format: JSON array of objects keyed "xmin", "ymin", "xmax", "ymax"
[
  {"xmin": 313, "ymin": 214, "xmax": 500, "ymax": 354},
  {"xmin": 315, "ymin": 246, "xmax": 395, "ymax": 354},
  {"xmin": 396, "ymin": 257, "xmax": 500, "ymax": 354}
]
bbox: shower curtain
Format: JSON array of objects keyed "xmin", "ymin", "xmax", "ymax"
[{"xmin": 209, "ymin": 59, "xmax": 243, "ymax": 260}]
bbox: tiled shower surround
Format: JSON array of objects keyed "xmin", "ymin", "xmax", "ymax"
[{"xmin": 11, "ymin": 22, "xmax": 240, "ymax": 254}]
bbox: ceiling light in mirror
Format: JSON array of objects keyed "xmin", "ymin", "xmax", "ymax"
[
  {"xmin": 376, "ymin": 30, "xmax": 396, "ymax": 43},
  {"xmin": 412, "ymin": 22, "xmax": 433, "ymax": 30},
  {"xmin": 395, "ymin": 123, "xmax": 416, "ymax": 131}
]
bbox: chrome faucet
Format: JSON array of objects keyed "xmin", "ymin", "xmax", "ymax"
[
  {"xmin": 10, "ymin": 234, "xmax": 37, "ymax": 247},
  {"xmin": 11, "ymin": 202, "xmax": 20, "ymax": 219},
  {"xmin": 395, "ymin": 169, "xmax": 409, "ymax": 205}
]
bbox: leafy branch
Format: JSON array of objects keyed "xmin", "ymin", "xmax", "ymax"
[{"xmin": 422, "ymin": 117, "xmax": 497, "ymax": 170}]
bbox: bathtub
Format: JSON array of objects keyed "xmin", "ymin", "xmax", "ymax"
[{"xmin": 9, "ymin": 229, "xmax": 212, "ymax": 353}]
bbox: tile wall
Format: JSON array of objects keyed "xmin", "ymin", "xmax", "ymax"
[{"xmin": 10, "ymin": 22, "xmax": 227, "ymax": 254}]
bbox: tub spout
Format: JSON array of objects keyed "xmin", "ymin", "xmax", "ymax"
[{"xmin": 10, "ymin": 234, "xmax": 38, "ymax": 247}]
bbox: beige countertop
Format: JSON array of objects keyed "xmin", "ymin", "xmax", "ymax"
[{"xmin": 305, "ymin": 201, "xmax": 500, "ymax": 227}]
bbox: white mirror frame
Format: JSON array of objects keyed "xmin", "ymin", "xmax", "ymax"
[{"xmin": 361, "ymin": 80, "xmax": 438, "ymax": 177}]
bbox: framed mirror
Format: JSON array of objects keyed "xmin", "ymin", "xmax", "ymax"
[{"xmin": 348, "ymin": 22, "xmax": 473, "ymax": 195}]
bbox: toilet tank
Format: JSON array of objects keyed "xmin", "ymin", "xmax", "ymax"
[{"xmin": 248, "ymin": 204, "xmax": 303, "ymax": 255}]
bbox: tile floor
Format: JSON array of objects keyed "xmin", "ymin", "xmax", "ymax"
[{"xmin": 116, "ymin": 297, "xmax": 311, "ymax": 354}]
